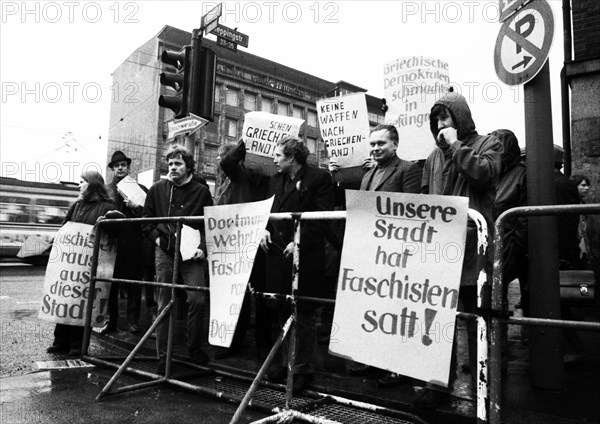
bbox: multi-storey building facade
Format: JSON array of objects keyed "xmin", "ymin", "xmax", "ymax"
[{"xmin": 107, "ymin": 25, "xmax": 385, "ymax": 193}]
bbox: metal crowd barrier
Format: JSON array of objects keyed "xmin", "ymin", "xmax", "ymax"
[
  {"xmin": 489, "ymin": 203, "xmax": 600, "ymax": 424},
  {"xmin": 80, "ymin": 209, "xmax": 492, "ymax": 424}
]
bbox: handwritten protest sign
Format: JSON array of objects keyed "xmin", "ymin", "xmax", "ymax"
[
  {"xmin": 39, "ymin": 222, "xmax": 116, "ymax": 327},
  {"xmin": 316, "ymin": 93, "xmax": 371, "ymax": 168},
  {"xmin": 383, "ymin": 56, "xmax": 450, "ymax": 161},
  {"xmin": 242, "ymin": 112, "xmax": 304, "ymax": 158},
  {"xmin": 329, "ymin": 190, "xmax": 468, "ymax": 386},
  {"xmin": 205, "ymin": 197, "xmax": 274, "ymax": 347}
]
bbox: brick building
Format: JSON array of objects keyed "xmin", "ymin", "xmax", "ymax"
[
  {"xmin": 106, "ymin": 25, "xmax": 385, "ymax": 194},
  {"xmin": 567, "ymin": 0, "xmax": 600, "ymax": 262}
]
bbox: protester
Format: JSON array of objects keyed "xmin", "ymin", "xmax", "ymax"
[
  {"xmin": 142, "ymin": 144, "xmax": 213, "ymax": 371},
  {"xmin": 259, "ymin": 136, "xmax": 335, "ymax": 394},
  {"xmin": 360, "ymin": 124, "xmax": 422, "ymax": 193},
  {"xmin": 347, "ymin": 124, "xmax": 423, "ymax": 386},
  {"xmin": 104, "ymin": 151, "xmax": 147, "ymax": 334},
  {"xmin": 491, "ymin": 130, "xmax": 528, "ymax": 315},
  {"xmin": 570, "ymin": 174, "xmax": 592, "ymax": 266},
  {"xmin": 418, "ymin": 90, "xmax": 502, "ymax": 408},
  {"xmin": 213, "ymin": 140, "xmax": 266, "ymax": 359},
  {"xmin": 46, "ymin": 170, "xmax": 116, "ymax": 357}
]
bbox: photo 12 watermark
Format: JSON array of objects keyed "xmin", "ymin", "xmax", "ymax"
[{"xmin": 1, "ymin": 1, "xmax": 140, "ymax": 24}]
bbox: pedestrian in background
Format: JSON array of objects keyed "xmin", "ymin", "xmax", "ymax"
[
  {"xmin": 46, "ymin": 170, "xmax": 115, "ymax": 357},
  {"xmin": 259, "ymin": 136, "xmax": 335, "ymax": 394},
  {"xmin": 418, "ymin": 90, "xmax": 502, "ymax": 408},
  {"xmin": 570, "ymin": 174, "xmax": 592, "ymax": 266},
  {"xmin": 142, "ymin": 145, "xmax": 213, "ymax": 371},
  {"xmin": 104, "ymin": 151, "xmax": 147, "ymax": 334}
]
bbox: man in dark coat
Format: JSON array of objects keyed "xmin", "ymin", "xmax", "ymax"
[
  {"xmin": 105, "ymin": 151, "xmax": 147, "ymax": 334},
  {"xmin": 491, "ymin": 129, "xmax": 528, "ymax": 314},
  {"xmin": 259, "ymin": 136, "xmax": 335, "ymax": 394},
  {"xmin": 418, "ymin": 90, "xmax": 502, "ymax": 408},
  {"xmin": 360, "ymin": 124, "xmax": 422, "ymax": 193}
]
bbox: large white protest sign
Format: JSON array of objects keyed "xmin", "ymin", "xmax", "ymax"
[
  {"xmin": 383, "ymin": 56, "xmax": 450, "ymax": 161},
  {"xmin": 205, "ymin": 197, "xmax": 274, "ymax": 347},
  {"xmin": 329, "ymin": 190, "xmax": 468, "ymax": 386},
  {"xmin": 242, "ymin": 112, "xmax": 304, "ymax": 158},
  {"xmin": 39, "ymin": 222, "xmax": 116, "ymax": 327},
  {"xmin": 316, "ymin": 93, "xmax": 371, "ymax": 168}
]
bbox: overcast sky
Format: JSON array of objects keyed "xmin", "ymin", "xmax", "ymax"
[{"xmin": 1, "ymin": 0, "xmax": 565, "ymax": 181}]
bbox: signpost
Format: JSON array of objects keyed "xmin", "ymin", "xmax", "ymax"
[
  {"xmin": 216, "ymin": 37, "xmax": 237, "ymax": 52},
  {"xmin": 167, "ymin": 113, "xmax": 208, "ymax": 141},
  {"xmin": 494, "ymin": 0, "xmax": 554, "ymax": 86}
]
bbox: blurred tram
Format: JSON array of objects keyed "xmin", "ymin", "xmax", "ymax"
[{"xmin": 0, "ymin": 177, "xmax": 79, "ymax": 264}]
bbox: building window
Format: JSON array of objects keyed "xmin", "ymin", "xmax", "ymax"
[
  {"xmin": 307, "ymin": 110, "xmax": 317, "ymax": 127},
  {"xmin": 244, "ymin": 92, "xmax": 257, "ymax": 111},
  {"xmin": 306, "ymin": 137, "xmax": 317, "ymax": 154},
  {"xmin": 261, "ymin": 97, "xmax": 272, "ymax": 113},
  {"xmin": 214, "ymin": 84, "xmax": 222, "ymax": 103},
  {"xmin": 293, "ymin": 106, "xmax": 304, "ymax": 120},
  {"xmin": 225, "ymin": 88, "xmax": 239, "ymax": 107},
  {"xmin": 277, "ymin": 102, "xmax": 289, "ymax": 116},
  {"xmin": 226, "ymin": 118, "xmax": 238, "ymax": 138}
]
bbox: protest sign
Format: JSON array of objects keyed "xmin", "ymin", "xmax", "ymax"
[
  {"xmin": 39, "ymin": 222, "xmax": 116, "ymax": 327},
  {"xmin": 383, "ymin": 56, "xmax": 450, "ymax": 161},
  {"xmin": 329, "ymin": 190, "xmax": 468, "ymax": 386},
  {"xmin": 116, "ymin": 175, "xmax": 147, "ymax": 206},
  {"xmin": 316, "ymin": 93, "xmax": 371, "ymax": 168},
  {"xmin": 242, "ymin": 111, "xmax": 304, "ymax": 159},
  {"xmin": 205, "ymin": 197, "xmax": 274, "ymax": 347}
]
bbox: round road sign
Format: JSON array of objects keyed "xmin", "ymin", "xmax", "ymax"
[{"xmin": 494, "ymin": 0, "xmax": 554, "ymax": 86}]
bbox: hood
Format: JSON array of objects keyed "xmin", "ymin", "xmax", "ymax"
[
  {"xmin": 491, "ymin": 129, "xmax": 520, "ymax": 173},
  {"xmin": 430, "ymin": 91, "xmax": 477, "ymax": 141}
]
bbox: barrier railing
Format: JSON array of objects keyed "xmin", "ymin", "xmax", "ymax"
[
  {"xmin": 82, "ymin": 209, "xmax": 491, "ymax": 423},
  {"xmin": 489, "ymin": 203, "xmax": 600, "ymax": 424}
]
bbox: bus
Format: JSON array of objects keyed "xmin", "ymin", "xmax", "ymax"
[{"xmin": 0, "ymin": 177, "xmax": 79, "ymax": 264}]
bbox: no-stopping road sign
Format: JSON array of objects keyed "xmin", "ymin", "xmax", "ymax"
[{"xmin": 494, "ymin": 0, "xmax": 554, "ymax": 86}]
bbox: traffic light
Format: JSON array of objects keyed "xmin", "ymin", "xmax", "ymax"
[
  {"xmin": 158, "ymin": 46, "xmax": 191, "ymax": 119},
  {"xmin": 189, "ymin": 31, "xmax": 216, "ymax": 122}
]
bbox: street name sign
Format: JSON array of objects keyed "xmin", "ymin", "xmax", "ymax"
[
  {"xmin": 202, "ymin": 3, "xmax": 222, "ymax": 35},
  {"xmin": 167, "ymin": 114, "xmax": 208, "ymax": 140},
  {"xmin": 498, "ymin": 0, "xmax": 532, "ymax": 22},
  {"xmin": 494, "ymin": 0, "xmax": 554, "ymax": 86},
  {"xmin": 210, "ymin": 24, "xmax": 249, "ymax": 48}
]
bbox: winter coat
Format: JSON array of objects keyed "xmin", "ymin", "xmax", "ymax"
[
  {"xmin": 142, "ymin": 177, "xmax": 213, "ymax": 256},
  {"xmin": 360, "ymin": 155, "xmax": 422, "ymax": 193},
  {"xmin": 264, "ymin": 165, "xmax": 335, "ymax": 304},
  {"xmin": 422, "ymin": 92, "xmax": 503, "ymax": 286}
]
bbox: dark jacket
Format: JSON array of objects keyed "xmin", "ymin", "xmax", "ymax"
[
  {"xmin": 360, "ymin": 155, "xmax": 422, "ymax": 193},
  {"xmin": 216, "ymin": 140, "xmax": 264, "ymax": 205},
  {"xmin": 142, "ymin": 177, "xmax": 213, "ymax": 256},
  {"xmin": 108, "ymin": 179, "xmax": 148, "ymax": 278},
  {"xmin": 264, "ymin": 165, "xmax": 335, "ymax": 301},
  {"xmin": 65, "ymin": 198, "xmax": 114, "ymax": 226},
  {"xmin": 422, "ymin": 92, "xmax": 503, "ymax": 286},
  {"xmin": 554, "ymin": 169, "xmax": 581, "ymax": 269}
]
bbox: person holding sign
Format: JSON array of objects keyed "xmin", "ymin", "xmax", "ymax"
[
  {"xmin": 46, "ymin": 170, "xmax": 116, "ymax": 357},
  {"xmin": 142, "ymin": 145, "xmax": 214, "ymax": 371},
  {"xmin": 360, "ymin": 125, "xmax": 422, "ymax": 193},
  {"xmin": 418, "ymin": 90, "xmax": 502, "ymax": 408},
  {"xmin": 105, "ymin": 151, "xmax": 148, "ymax": 334},
  {"xmin": 259, "ymin": 136, "xmax": 335, "ymax": 394}
]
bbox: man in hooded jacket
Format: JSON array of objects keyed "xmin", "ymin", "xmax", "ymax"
[{"xmin": 418, "ymin": 90, "xmax": 502, "ymax": 408}]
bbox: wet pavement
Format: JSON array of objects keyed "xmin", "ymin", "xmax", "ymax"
[{"xmin": 1, "ymin": 269, "xmax": 599, "ymax": 424}]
